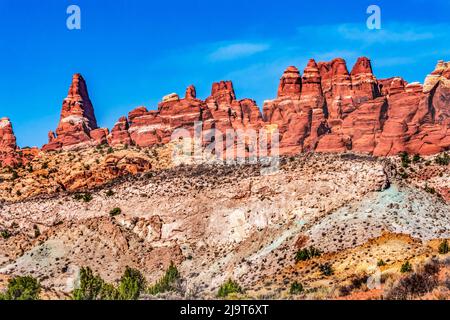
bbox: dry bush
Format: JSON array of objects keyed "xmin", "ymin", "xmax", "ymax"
[{"xmin": 384, "ymin": 259, "xmax": 440, "ymax": 300}]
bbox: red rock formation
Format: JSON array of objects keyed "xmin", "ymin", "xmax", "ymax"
[
  {"xmin": 277, "ymin": 66, "xmax": 301, "ymax": 98},
  {"xmin": 43, "ymin": 74, "xmax": 100, "ymax": 151},
  {"xmin": 351, "ymin": 57, "xmax": 379, "ymax": 103},
  {"xmin": 35, "ymin": 58, "xmax": 450, "ymax": 157},
  {"xmin": 91, "ymin": 128, "xmax": 109, "ymax": 146},
  {"xmin": 128, "ymin": 86, "xmax": 214, "ymax": 147},
  {"xmin": 185, "ymin": 85, "xmax": 197, "ymax": 100},
  {"xmin": 0, "ymin": 117, "xmax": 19, "ymax": 166},
  {"xmin": 267, "ymin": 58, "xmax": 450, "ymax": 156},
  {"xmin": 108, "ymin": 117, "xmax": 131, "ymax": 146}
]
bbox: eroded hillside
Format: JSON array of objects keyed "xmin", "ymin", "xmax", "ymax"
[{"xmin": 0, "ymin": 149, "xmax": 449, "ymax": 299}]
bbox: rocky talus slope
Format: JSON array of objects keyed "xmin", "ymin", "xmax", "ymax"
[{"xmin": 0, "ymin": 148, "xmax": 448, "ymax": 299}]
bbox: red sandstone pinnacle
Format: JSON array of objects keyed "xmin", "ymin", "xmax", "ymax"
[
  {"xmin": 351, "ymin": 57, "xmax": 379, "ymax": 102},
  {"xmin": 0, "ymin": 117, "xmax": 17, "ymax": 152},
  {"xmin": 209, "ymin": 81, "xmax": 236, "ymax": 104},
  {"xmin": 43, "ymin": 74, "xmax": 99, "ymax": 151},
  {"xmin": 185, "ymin": 85, "xmax": 197, "ymax": 100},
  {"xmin": 0, "ymin": 117, "xmax": 21, "ymax": 166},
  {"xmin": 302, "ymin": 59, "xmax": 323, "ymax": 96},
  {"xmin": 277, "ymin": 66, "xmax": 302, "ymax": 98}
]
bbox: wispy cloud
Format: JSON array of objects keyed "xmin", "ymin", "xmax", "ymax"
[{"xmin": 208, "ymin": 42, "xmax": 270, "ymax": 61}]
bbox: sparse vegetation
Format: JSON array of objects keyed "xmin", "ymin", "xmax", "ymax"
[
  {"xmin": 148, "ymin": 262, "xmax": 180, "ymax": 295},
  {"xmin": 33, "ymin": 225, "xmax": 40, "ymax": 238},
  {"xmin": 399, "ymin": 152, "xmax": 411, "ymax": 168},
  {"xmin": 11, "ymin": 170, "xmax": 18, "ymax": 180},
  {"xmin": 117, "ymin": 267, "xmax": 146, "ymax": 300},
  {"xmin": 386, "ymin": 260, "xmax": 440, "ymax": 300},
  {"xmin": 217, "ymin": 279, "xmax": 243, "ymax": 298},
  {"xmin": 289, "ymin": 281, "xmax": 304, "ymax": 295},
  {"xmin": 294, "ymin": 247, "xmax": 321, "ymax": 262},
  {"xmin": 107, "ymin": 147, "xmax": 114, "ymax": 154},
  {"xmin": 319, "ymin": 263, "xmax": 334, "ymax": 276},
  {"xmin": 74, "ymin": 192, "xmax": 93, "ymax": 203},
  {"xmin": 109, "ymin": 207, "xmax": 122, "ymax": 217},
  {"xmin": 424, "ymin": 184, "xmax": 437, "ymax": 195},
  {"xmin": 412, "ymin": 154, "xmax": 422, "ymax": 163},
  {"xmin": 435, "ymin": 152, "xmax": 449, "ymax": 166},
  {"xmin": 0, "ymin": 276, "xmax": 41, "ymax": 300},
  {"xmin": 1, "ymin": 229, "xmax": 11, "ymax": 239},
  {"xmin": 377, "ymin": 259, "xmax": 387, "ymax": 267},
  {"xmin": 400, "ymin": 261, "xmax": 413, "ymax": 273},
  {"xmin": 72, "ymin": 267, "xmax": 109, "ymax": 300},
  {"xmin": 438, "ymin": 239, "xmax": 449, "ymax": 254},
  {"xmin": 105, "ymin": 190, "xmax": 115, "ymax": 197},
  {"xmin": 72, "ymin": 266, "xmax": 148, "ymax": 300}
]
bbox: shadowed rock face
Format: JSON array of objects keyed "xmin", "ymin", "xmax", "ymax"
[{"xmin": 3, "ymin": 57, "xmax": 450, "ymax": 164}]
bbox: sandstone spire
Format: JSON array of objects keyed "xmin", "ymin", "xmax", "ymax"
[{"xmin": 277, "ymin": 66, "xmax": 302, "ymax": 97}]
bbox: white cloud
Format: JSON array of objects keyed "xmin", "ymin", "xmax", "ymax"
[{"xmin": 208, "ymin": 42, "xmax": 270, "ymax": 61}]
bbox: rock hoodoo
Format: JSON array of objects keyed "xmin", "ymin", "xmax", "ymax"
[{"xmin": 42, "ymin": 74, "xmax": 108, "ymax": 151}]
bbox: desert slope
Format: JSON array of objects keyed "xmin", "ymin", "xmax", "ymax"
[{"xmin": 1, "ymin": 151, "xmax": 449, "ymax": 299}]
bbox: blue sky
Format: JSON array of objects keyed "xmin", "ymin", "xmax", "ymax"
[{"xmin": 1, "ymin": 0, "xmax": 449, "ymax": 147}]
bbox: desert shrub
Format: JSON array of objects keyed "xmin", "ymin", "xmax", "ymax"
[
  {"xmin": 1, "ymin": 229, "xmax": 11, "ymax": 239},
  {"xmin": 107, "ymin": 147, "xmax": 114, "ymax": 154},
  {"xmin": 424, "ymin": 184, "xmax": 436, "ymax": 195},
  {"xmin": 73, "ymin": 192, "xmax": 93, "ymax": 203},
  {"xmin": 109, "ymin": 207, "xmax": 122, "ymax": 217},
  {"xmin": 438, "ymin": 239, "xmax": 449, "ymax": 254},
  {"xmin": 294, "ymin": 247, "xmax": 321, "ymax": 262},
  {"xmin": 105, "ymin": 190, "xmax": 114, "ymax": 197},
  {"xmin": 99, "ymin": 282, "xmax": 119, "ymax": 300},
  {"xmin": 319, "ymin": 263, "xmax": 334, "ymax": 276},
  {"xmin": 385, "ymin": 260, "xmax": 439, "ymax": 300},
  {"xmin": 289, "ymin": 281, "xmax": 304, "ymax": 295},
  {"xmin": 72, "ymin": 266, "xmax": 148, "ymax": 300},
  {"xmin": 400, "ymin": 261, "xmax": 413, "ymax": 273},
  {"xmin": 399, "ymin": 152, "xmax": 410, "ymax": 168},
  {"xmin": 117, "ymin": 267, "xmax": 146, "ymax": 300},
  {"xmin": 0, "ymin": 276, "xmax": 41, "ymax": 300},
  {"xmin": 435, "ymin": 153, "xmax": 449, "ymax": 166},
  {"xmin": 148, "ymin": 262, "xmax": 180, "ymax": 295},
  {"xmin": 377, "ymin": 259, "xmax": 387, "ymax": 267},
  {"xmin": 72, "ymin": 267, "xmax": 106, "ymax": 300},
  {"xmin": 217, "ymin": 279, "xmax": 243, "ymax": 298},
  {"xmin": 33, "ymin": 225, "xmax": 40, "ymax": 238},
  {"xmin": 412, "ymin": 154, "xmax": 422, "ymax": 163},
  {"xmin": 11, "ymin": 170, "xmax": 18, "ymax": 180}
]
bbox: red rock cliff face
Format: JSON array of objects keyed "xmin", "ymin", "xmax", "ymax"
[{"xmin": 38, "ymin": 58, "xmax": 450, "ymax": 157}]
